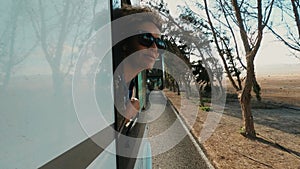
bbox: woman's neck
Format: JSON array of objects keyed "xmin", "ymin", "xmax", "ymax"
[{"xmin": 123, "ymin": 61, "xmax": 142, "ymax": 83}]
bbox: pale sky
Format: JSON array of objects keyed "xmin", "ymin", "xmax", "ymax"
[{"xmin": 256, "ymin": 33, "xmax": 299, "ymax": 66}]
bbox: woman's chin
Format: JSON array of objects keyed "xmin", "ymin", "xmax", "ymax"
[
  {"xmin": 146, "ymin": 62, "xmax": 155, "ymax": 69},
  {"xmin": 138, "ymin": 61, "xmax": 155, "ymax": 70}
]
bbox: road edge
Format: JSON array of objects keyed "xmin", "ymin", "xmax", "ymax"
[{"xmin": 161, "ymin": 92, "xmax": 216, "ymax": 169}]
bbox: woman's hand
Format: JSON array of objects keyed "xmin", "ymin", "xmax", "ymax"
[{"xmin": 125, "ymin": 98, "xmax": 140, "ymax": 122}]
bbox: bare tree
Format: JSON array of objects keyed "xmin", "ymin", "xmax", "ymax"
[
  {"xmin": 203, "ymin": 0, "xmax": 274, "ymax": 137},
  {"xmin": 26, "ymin": 0, "xmax": 97, "ymax": 95},
  {"xmin": 177, "ymin": 3, "xmax": 245, "ymax": 98},
  {"xmin": 0, "ymin": 1, "xmax": 37, "ymax": 91},
  {"xmin": 149, "ymin": 0, "xmax": 224, "ymax": 101}
]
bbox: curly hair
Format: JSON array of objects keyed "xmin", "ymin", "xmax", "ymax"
[{"xmin": 112, "ymin": 4, "xmax": 163, "ymax": 30}]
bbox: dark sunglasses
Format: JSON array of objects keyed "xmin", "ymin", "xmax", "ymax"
[{"xmin": 137, "ymin": 33, "xmax": 166, "ymax": 49}]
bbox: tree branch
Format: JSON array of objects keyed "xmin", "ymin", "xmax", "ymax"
[
  {"xmin": 204, "ymin": 0, "xmax": 240, "ymax": 91},
  {"xmin": 219, "ymin": 0, "xmax": 246, "ymax": 69},
  {"xmin": 262, "ymin": 0, "xmax": 275, "ymax": 29},
  {"xmin": 38, "ymin": 0, "xmax": 54, "ymax": 68},
  {"xmin": 266, "ymin": 25, "xmax": 300, "ymax": 51},
  {"xmin": 231, "ymin": 0, "xmax": 251, "ymax": 52},
  {"xmin": 291, "ymin": 0, "xmax": 300, "ymax": 38}
]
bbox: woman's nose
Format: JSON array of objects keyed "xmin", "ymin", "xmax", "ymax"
[{"xmin": 150, "ymin": 42, "xmax": 158, "ymax": 53}]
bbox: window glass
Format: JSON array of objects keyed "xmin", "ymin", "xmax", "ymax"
[{"xmin": 0, "ymin": 0, "xmax": 115, "ymax": 168}]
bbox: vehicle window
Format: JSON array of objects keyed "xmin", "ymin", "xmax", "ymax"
[{"xmin": 0, "ymin": 0, "xmax": 115, "ymax": 168}]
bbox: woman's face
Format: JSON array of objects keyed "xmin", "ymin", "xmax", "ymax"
[{"xmin": 125, "ymin": 22, "xmax": 163, "ymax": 70}]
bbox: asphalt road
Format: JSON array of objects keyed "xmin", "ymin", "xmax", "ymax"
[{"xmin": 147, "ymin": 91, "xmax": 213, "ymax": 169}]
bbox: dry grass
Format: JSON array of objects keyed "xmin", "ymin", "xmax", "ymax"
[{"xmin": 164, "ymin": 74, "xmax": 300, "ymax": 169}]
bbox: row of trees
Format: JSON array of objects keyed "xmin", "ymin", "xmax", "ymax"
[
  {"xmin": 0, "ymin": 0, "xmax": 105, "ymax": 95},
  {"xmin": 149, "ymin": 0, "xmax": 224, "ymax": 106},
  {"xmin": 149, "ymin": 0, "xmax": 299, "ymax": 138},
  {"xmin": 0, "ymin": 1, "xmax": 37, "ymax": 91}
]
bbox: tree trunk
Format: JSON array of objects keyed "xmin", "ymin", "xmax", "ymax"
[
  {"xmin": 52, "ymin": 68, "xmax": 64, "ymax": 96},
  {"xmin": 2, "ymin": 66, "xmax": 12, "ymax": 91},
  {"xmin": 176, "ymin": 82, "xmax": 180, "ymax": 95},
  {"xmin": 188, "ymin": 81, "xmax": 192, "ymax": 97},
  {"xmin": 1, "ymin": 1, "xmax": 20, "ymax": 91},
  {"xmin": 239, "ymin": 55, "xmax": 256, "ymax": 137},
  {"xmin": 199, "ymin": 84, "xmax": 204, "ymax": 107},
  {"xmin": 184, "ymin": 81, "xmax": 189, "ymax": 98}
]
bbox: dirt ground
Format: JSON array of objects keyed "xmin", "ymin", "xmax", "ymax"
[{"xmin": 164, "ymin": 74, "xmax": 300, "ymax": 169}]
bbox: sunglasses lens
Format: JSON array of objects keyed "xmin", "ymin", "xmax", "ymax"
[
  {"xmin": 138, "ymin": 34, "xmax": 154, "ymax": 47},
  {"xmin": 156, "ymin": 39, "xmax": 166, "ymax": 49},
  {"xmin": 138, "ymin": 33, "xmax": 166, "ymax": 49}
]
